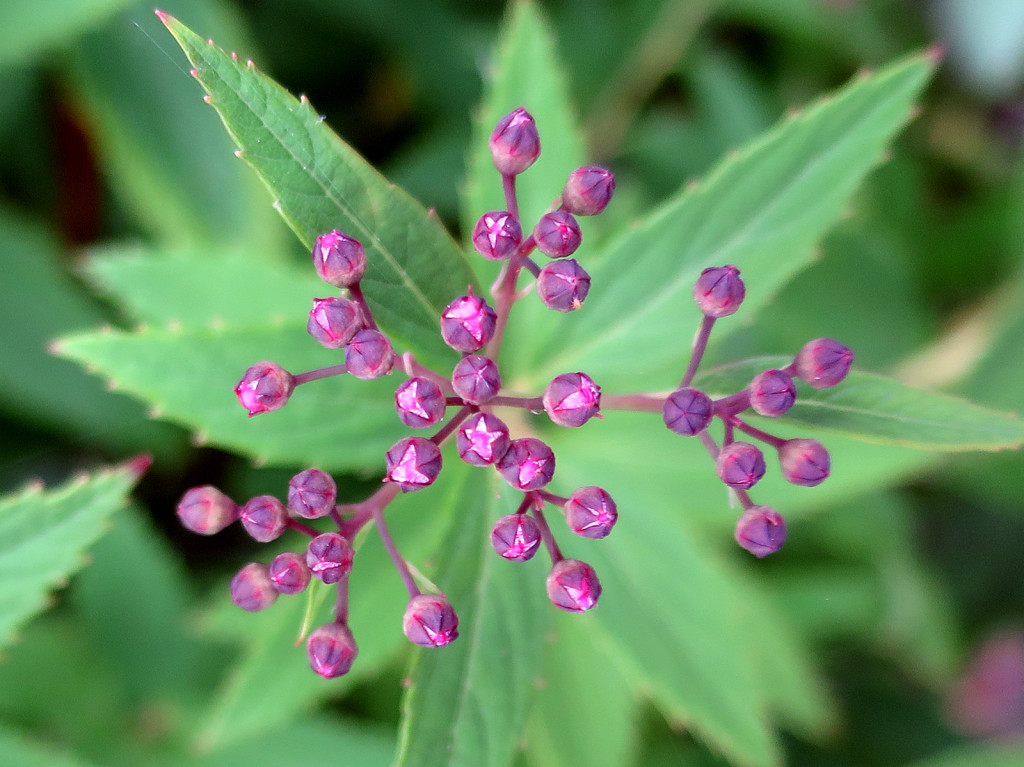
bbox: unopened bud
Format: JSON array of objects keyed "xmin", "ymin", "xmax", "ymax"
[
  {"xmin": 385, "ymin": 436, "xmax": 443, "ymax": 492},
  {"xmin": 403, "ymin": 594, "xmax": 459, "ymax": 647},
  {"xmin": 546, "ymin": 559, "xmax": 601, "ymax": 612},
  {"xmin": 235, "ymin": 361, "xmax": 294, "ymax": 416},
  {"xmin": 440, "ymin": 294, "xmax": 497, "ymax": 353},
  {"xmin": 490, "ymin": 107, "xmax": 540, "ymax": 176},
  {"xmin": 778, "ymin": 438, "xmax": 830, "ymax": 486},
  {"xmin": 345, "ymin": 329, "xmax": 394, "ymax": 380},
  {"xmin": 307, "ymin": 297, "xmax": 362, "ymax": 349},
  {"xmin": 456, "ymin": 411, "xmax": 511, "ymax": 466},
  {"xmin": 230, "ymin": 563, "xmax": 278, "ymax": 612},
  {"xmin": 715, "ymin": 441, "xmax": 766, "ymax": 490},
  {"xmin": 176, "ymin": 485, "xmax": 237, "ymax": 534},
  {"xmin": 394, "ymin": 376, "xmax": 446, "ymax": 428},
  {"xmin": 451, "ymin": 354, "xmax": 502, "ymax": 405},
  {"xmin": 693, "ymin": 265, "xmax": 745, "ymax": 318},
  {"xmin": 472, "ymin": 211, "xmax": 522, "ymax": 261},
  {"xmin": 734, "ymin": 506, "xmax": 786, "ymax": 558},
  {"xmin": 239, "ymin": 495, "xmax": 288, "ymax": 542},
  {"xmin": 490, "ymin": 513, "xmax": 542, "ymax": 561},
  {"xmin": 562, "ymin": 166, "xmax": 615, "ymax": 216},
  {"xmin": 287, "ymin": 468, "xmax": 337, "ymax": 519},
  {"xmin": 496, "ymin": 438, "xmax": 556, "ymax": 491},
  {"xmin": 749, "ymin": 369, "xmax": 797, "ymax": 417},
  {"xmin": 543, "ymin": 372, "xmax": 601, "ymax": 427},
  {"xmin": 308, "ymin": 622, "xmax": 358, "ymax": 678},
  {"xmin": 793, "ymin": 338, "xmax": 854, "ymax": 389},
  {"xmin": 312, "ymin": 230, "xmax": 366, "ymax": 288},
  {"xmin": 537, "ymin": 259, "xmax": 590, "ymax": 312},
  {"xmin": 533, "ymin": 210, "xmax": 582, "ymax": 258},
  {"xmin": 663, "ymin": 387, "xmax": 713, "ymax": 436},
  {"xmin": 306, "ymin": 532, "xmax": 355, "ymax": 584},
  {"xmin": 565, "ymin": 486, "xmax": 617, "ymax": 539},
  {"xmin": 269, "ymin": 552, "xmax": 311, "ymax": 595}
]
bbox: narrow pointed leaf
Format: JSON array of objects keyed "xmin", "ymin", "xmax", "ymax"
[
  {"xmin": 0, "ymin": 457, "xmax": 148, "ymax": 651},
  {"xmin": 157, "ymin": 12, "xmax": 475, "ymax": 366},
  {"xmin": 522, "ymin": 52, "xmax": 937, "ymax": 388},
  {"xmin": 695, "ymin": 357, "xmax": 1024, "ymax": 450},
  {"xmin": 55, "ymin": 324, "xmax": 401, "ymax": 471},
  {"xmin": 395, "ymin": 463, "xmax": 548, "ymax": 767}
]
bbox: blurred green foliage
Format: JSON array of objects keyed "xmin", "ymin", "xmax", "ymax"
[{"xmin": 1, "ymin": 1, "xmax": 1023, "ymax": 766}]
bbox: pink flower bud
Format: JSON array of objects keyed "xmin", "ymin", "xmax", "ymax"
[
  {"xmin": 308, "ymin": 622, "xmax": 358, "ymax": 678},
  {"xmin": 235, "ymin": 361, "xmax": 294, "ymax": 416},
  {"xmin": 312, "ymin": 230, "xmax": 366, "ymax": 287},
  {"xmin": 176, "ymin": 485, "xmax": 237, "ymax": 534},
  {"xmin": 693, "ymin": 265, "xmax": 745, "ymax": 318},
  {"xmin": 546, "ymin": 559, "xmax": 601, "ymax": 612},
  {"xmin": 403, "ymin": 594, "xmax": 459, "ymax": 647},
  {"xmin": 562, "ymin": 166, "xmax": 615, "ymax": 216},
  {"xmin": 489, "ymin": 107, "xmax": 540, "ymax": 176}
]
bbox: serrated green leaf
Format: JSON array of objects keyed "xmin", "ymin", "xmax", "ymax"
[
  {"xmin": 395, "ymin": 463, "xmax": 548, "ymax": 767},
  {"xmin": 0, "ymin": 457, "xmax": 146, "ymax": 651},
  {"xmin": 0, "ymin": 723, "xmax": 98, "ymax": 767},
  {"xmin": 67, "ymin": 1, "xmax": 283, "ymax": 251},
  {"xmin": 55, "ymin": 324, "xmax": 402, "ymax": 471},
  {"xmin": 694, "ymin": 357, "xmax": 1024, "ymax": 450},
  {"xmin": 196, "ymin": 465, "xmax": 453, "ymax": 750},
  {"xmin": 0, "ymin": 207, "xmax": 183, "ymax": 457},
  {"xmin": 584, "ymin": 509, "xmax": 779, "ymax": 767},
  {"xmin": 81, "ymin": 244, "xmax": 322, "ymax": 326},
  {"xmin": 0, "ymin": 0, "xmax": 135, "ymax": 67},
  {"xmin": 158, "ymin": 12, "xmax": 476, "ymax": 367},
  {"xmin": 519, "ymin": 51, "xmax": 936, "ymax": 389}
]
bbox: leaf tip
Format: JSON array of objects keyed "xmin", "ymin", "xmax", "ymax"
[
  {"xmin": 189, "ymin": 68, "xmax": 199, "ymax": 79},
  {"xmin": 246, "ymin": 59, "xmax": 256, "ymax": 70},
  {"xmin": 147, "ymin": 406, "xmax": 163, "ymax": 419},
  {"xmin": 154, "ymin": 9, "xmax": 173, "ymax": 25},
  {"xmin": 926, "ymin": 44, "xmax": 947, "ymax": 64},
  {"xmin": 192, "ymin": 431, "xmax": 208, "ymax": 447},
  {"xmin": 234, "ymin": 149, "xmax": 243, "ymax": 158},
  {"xmin": 231, "ymin": 51, "xmax": 239, "ymax": 62},
  {"xmin": 123, "ymin": 454, "xmax": 154, "ymax": 480},
  {"xmin": 47, "ymin": 338, "xmax": 64, "ymax": 356},
  {"xmin": 203, "ymin": 94, "xmax": 212, "ymax": 104}
]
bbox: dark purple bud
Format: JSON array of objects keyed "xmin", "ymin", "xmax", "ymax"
[
  {"xmin": 268, "ymin": 552, "xmax": 311, "ymax": 595},
  {"xmin": 490, "ymin": 513, "xmax": 542, "ymax": 561},
  {"xmin": 345, "ymin": 329, "xmax": 394, "ymax": 380},
  {"xmin": 307, "ymin": 297, "xmax": 362, "ymax": 349},
  {"xmin": 537, "ymin": 259, "xmax": 590, "ymax": 312},
  {"xmin": 546, "ymin": 559, "xmax": 601, "ymax": 613},
  {"xmin": 715, "ymin": 441, "xmax": 766, "ymax": 490},
  {"xmin": 239, "ymin": 495, "xmax": 288, "ymax": 542},
  {"xmin": 778, "ymin": 438, "xmax": 830, "ymax": 486},
  {"xmin": 793, "ymin": 338, "xmax": 854, "ymax": 389},
  {"xmin": 472, "ymin": 211, "xmax": 523, "ymax": 261},
  {"xmin": 663, "ymin": 387, "xmax": 713, "ymax": 436},
  {"xmin": 307, "ymin": 622, "xmax": 358, "ymax": 679},
  {"xmin": 496, "ymin": 437, "xmax": 555, "ymax": 491},
  {"xmin": 230, "ymin": 563, "xmax": 278, "ymax": 612},
  {"xmin": 489, "ymin": 106, "xmax": 540, "ymax": 176},
  {"xmin": 403, "ymin": 594, "xmax": 459, "ymax": 647},
  {"xmin": 734, "ymin": 506, "xmax": 786, "ymax": 558},
  {"xmin": 562, "ymin": 166, "xmax": 615, "ymax": 216},
  {"xmin": 451, "ymin": 355, "xmax": 502, "ymax": 405},
  {"xmin": 235, "ymin": 361, "xmax": 294, "ymax": 416},
  {"xmin": 287, "ymin": 468, "xmax": 337, "ymax": 519},
  {"xmin": 440, "ymin": 294, "xmax": 498, "ymax": 353},
  {"xmin": 394, "ymin": 377, "xmax": 446, "ymax": 428},
  {"xmin": 176, "ymin": 485, "xmax": 237, "ymax": 535},
  {"xmin": 543, "ymin": 371, "xmax": 601, "ymax": 427},
  {"xmin": 456, "ymin": 411, "xmax": 511, "ymax": 466},
  {"xmin": 385, "ymin": 436, "xmax": 443, "ymax": 492},
  {"xmin": 312, "ymin": 230, "xmax": 366, "ymax": 288},
  {"xmin": 565, "ymin": 486, "xmax": 617, "ymax": 539},
  {"xmin": 306, "ymin": 532, "xmax": 355, "ymax": 584},
  {"xmin": 693, "ymin": 265, "xmax": 745, "ymax": 318},
  {"xmin": 749, "ymin": 369, "xmax": 797, "ymax": 417},
  {"xmin": 533, "ymin": 210, "xmax": 582, "ymax": 258}
]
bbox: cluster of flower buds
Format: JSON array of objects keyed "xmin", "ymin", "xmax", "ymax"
[
  {"xmin": 657, "ymin": 265, "xmax": 853, "ymax": 556},
  {"xmin": 176, "ymin": 106, "xmax": 852, "ymax": 678},
  {"xmin": 178, "ymin": 107, "xmax": 620, "ymax": 678}
]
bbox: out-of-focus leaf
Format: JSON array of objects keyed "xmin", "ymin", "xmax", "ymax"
[
  {"xmin": 523, "ymin": 613, "xmax": 636, "ymax": 767},
  {"xmin": 195, "ymin": 464, "xmax": 453, "ymax": 750},
  {"xmin": 54, "ymin": 323, "xmax": 401, "ymax": 471},
  {"xmin": 518, "ymin": 52, "xmax": 936, "ymax": 389},
  {"xmin": 0, "ymin": 723, "xmax": 98, "ymax": 767},
  {"xmin": 0, "ymin": 208, "xmax": 182, "ymax": 457},
  {"xmin": 0, "ymin": 456, "xmax": 147, "ymax": 651},
  {"xmin": 158, "ymin": 12, "xmax": 475, "ymax": 366},
  {"xmin": 67, "ymin": 0, "xmax": 282, "ymax": 251},
  {"xmin": 395, "ymin": 464, "xmax": 548, "ymax": 767},
  {"xmin": 694, "ymin": 358, "xmax": 1024, "ymax": 450},
  {"xmin": 176, "ymin": 717, "xmax": 393, "ymax": 767},
  {"xmin": 81, "ymin": 245, "xmax": 321, "ymax": 326},
  {"xmin": 0, "ymin": 0, "xmax": 135, "ymax": 67},
  {"xmin": 906, "ymin": 741, "xmax": 1024, "ymax": 767},
  {"xmin": 72, "ymin": 506, "xmax": 202, "ymax": 704}
]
